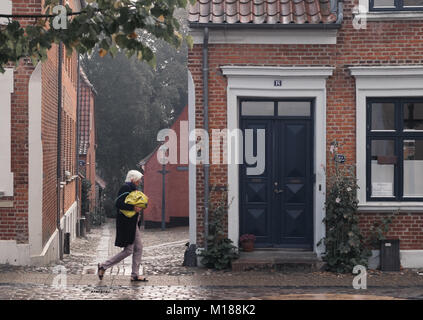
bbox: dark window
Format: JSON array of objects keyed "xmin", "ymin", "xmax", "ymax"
[
  {"xmin": 367, "ymin": 98, "xmax": 423, "ymax": 201},
  {"xmin": 370, "ymin": 0, "xmax": 423, "ymax": 11}
]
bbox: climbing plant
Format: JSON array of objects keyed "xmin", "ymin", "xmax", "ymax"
[
  {"xmin": 0, "ymin": 0, "xmax": 193, "ymax": 72},
  {"xmin": 318, "ymin": 141, "xmax": 371, "ymax": 273}
]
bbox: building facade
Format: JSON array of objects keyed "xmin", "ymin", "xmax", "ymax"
[
  {"xmin": 0, "ymin": 0, "xmax": 83, "ymax": 265},
  {"xmin": 141, "ymin": 106, "xmax": 190, "ymax": 229},
  {"xmin": 78, "ymin": 68, "xmax": 97, "ymax": 215},
  {"xmin": 188, "ymin": 0, "xmax": 423, "ymax": 268}
]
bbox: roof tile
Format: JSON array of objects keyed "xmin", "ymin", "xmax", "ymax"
[{"xmin": 188, "ymin": 0, "xmax": 337, "ymax": 24}]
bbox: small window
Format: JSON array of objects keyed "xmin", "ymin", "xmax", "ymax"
[
  {"xmin": 403, "ymin": 0, "xmax": 423, "ymax": 7},
  {"xmin": 404, "ymin": 102, "xmax": 423, "ymax": 131},
  {"xmin": 370, "ymin": 0, "xmax": 423, "ymax": 10},
  {"xmin": 241, "ymin": 101, "xmax": 274, "ymax": 116},
  {"xmin": 403, "ymin": 139, "xmax": 423, "ymax": 197},
  {"xmin": 278, "ymin": 102, "xmax": 311, "ymax": 117},
  {"xmin": 371, "ymin": 102, "xmax": 395, "ymax": 131},
  {"xmin": 371, "ymin": 140, "xmax": 395, "ymax": 197}
]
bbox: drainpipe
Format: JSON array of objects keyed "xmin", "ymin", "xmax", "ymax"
[
  {"xmin": 76, "ymin": 55, "xmax": 81, "ymax": 232},
  {"xmin": 57, "ymin": 0, "xmax": 64, "ymax": 260},
  {"xmin": 335, "ymin": 0, "xmax": 344, "ymax": 24},
  {"xmin": 202, "ymin": 27, "xmax": 209, "ymax": 251}
]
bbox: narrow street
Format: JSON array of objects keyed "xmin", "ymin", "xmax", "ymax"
[{"xmin": 0, "ymin": 219, "xmax": 423, "ymax": 300}]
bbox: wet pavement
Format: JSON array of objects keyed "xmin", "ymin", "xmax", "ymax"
[{"xmin": 1, "ymin": 219, "xmax": 423, "ymax": 300}]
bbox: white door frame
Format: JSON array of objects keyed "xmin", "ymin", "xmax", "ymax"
[{"xmin": 222, "ymin": 66, "xmax": 333, "ymax": 255}]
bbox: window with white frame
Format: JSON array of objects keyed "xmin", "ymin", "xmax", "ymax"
[
  {"xmin": 367, "ymin": 98, "xmax": 423, "ymax": 201},
  {"xmin": 370, "ymin": 0, "xmax": 423, "ymax": 11}
]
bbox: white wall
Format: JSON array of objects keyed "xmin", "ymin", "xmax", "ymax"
[
  {"xmin": 0, "ymin": 1, "xmax": 12, "ymax": 25},
  {"xmin": 28, "ymin": 63, "xmax": 43, "ymax": 256},
  {"xmin": 188, "ymin": 71, "xmax": 197, "ymax": 245},
  {"xmin": 0, "ymin": 68, "xmax": 14, "ymax": 198}
]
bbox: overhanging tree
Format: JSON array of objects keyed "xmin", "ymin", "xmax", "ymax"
[{"xmin": 0, "ymin": 0, "xmax": 193, "ymax": 72}]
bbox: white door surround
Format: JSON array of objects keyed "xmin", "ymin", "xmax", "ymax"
[{"xmin": 222, "ymin": 66, "xmax": 333, "ymax": 256}]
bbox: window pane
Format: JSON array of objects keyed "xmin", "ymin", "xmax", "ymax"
[
  {"xmin": 404, "ymin": 102, "xmax": 423, "ymax": 131},
  {"xmin": 403, "ymin": 140, "xmax": 423, "ymax": 197},
  {"xmin": 373, "ymin": 0, "xmax": 395, "ymax": 6},
  {"xmin": 404, "ymin": 0, "xmax": 423, "ymax": 6},
  {"xmin": 278, "ymin": 101, "xmax": 311, "ymax": 116},
  {"xmin": 371, "ymin": 103, "xmax": 395, "ymax": 130},
  {"xmin": 242, "ymin": 101, "xmax": 274, "ymax": 116},
  {"xmin": 371, "ymin": 140, "xmax": 395, "ymax": 197}
]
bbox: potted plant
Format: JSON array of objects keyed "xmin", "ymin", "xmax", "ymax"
[{"xmin": 239, "ymin": 234, "xmax": 256, "ymax": 252}]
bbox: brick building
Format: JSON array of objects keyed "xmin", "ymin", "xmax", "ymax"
[
  {"xmin": 0, "ymin": 0, "xmax": 84, "ymax": 265},
  {"xmin": 187, "ymin": 0, "xmax": 423, "ymax": 268},
  {"xmin": 140, "ymin": 106, "xmax": 189, "ymax": 229},
  {"xmin": 78, "ymin": 68, "xmax": 97, "ymax": 214}
]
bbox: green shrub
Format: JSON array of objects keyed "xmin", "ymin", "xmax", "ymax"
[
  {"xmin": 199, "ymin": 188, "xmax": 239, "ymax": 270},
  {"xmin": 318, "ymin": 141, "xmax": 371, "ymax": 273}
]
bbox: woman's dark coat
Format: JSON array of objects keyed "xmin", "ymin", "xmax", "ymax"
[{"xmin": 114, "ymin": 182, "xmax": 141, "ymax": 248}]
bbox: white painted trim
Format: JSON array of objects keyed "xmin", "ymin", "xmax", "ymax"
[
  {"xmin": 368, "ymin": 250, "xmax": 423, "ymax": 269},
  {"xmin": 350, "ymin": 66, "xmax": 423, "ymax": 210},
  {"xmin": 352, "ymin": 3, "xmax": 423, "ymax": 21},
  {"xmin": 190, "ymin": 29, "xmax": 338, "ymax": 45},
  {"xmin": 0, "ymin": 241, "xmax": 30, "ymax": 265},
  {"xmin": 30, "ymin": 228, "xmax": 60, "ymax": 266},
  {"xmin": 350, "ymin": 66, "xmax": 423, "ymax": 77},
  {"xmin": 222, "ymin": 66, "xmax": 335, "ymax": 78},
  {"xmin": 0, "ymin": 200, "xmax": 13, "ymax": 207},
  {"xmin": 224, "ymin": 65, "xmax": 333, "ymax": 256},
  {"xmin": 0, "ymin": 1, "xmax": 12, "ymax": 25},
  {"xmin": 188, "ymin": 71, "xmax": 197, "ymax": 245},
  {"xmin": 0, "ymin": 68, "xmax": 14, "ymax": 197},
  {"xmin": 28, "ymin": 63, "xmax": 43, "ymax": 256}
]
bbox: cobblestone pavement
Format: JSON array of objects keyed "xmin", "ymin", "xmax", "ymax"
[{"xmin": 1, "ymin": 219, "xmax": 423, "ymax": 300}]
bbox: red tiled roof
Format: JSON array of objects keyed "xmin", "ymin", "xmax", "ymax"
[
  {"xmin": 188, "ymin": 0, "xmax": 337, "ymax": 24},
  {"xmin": 78, "ymin": 68, "xmax": 95, "ymax": 155}
]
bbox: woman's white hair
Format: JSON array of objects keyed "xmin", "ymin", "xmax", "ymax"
[{"xmin": 125, "ymin": 170, "xmax": 143, "ymax": 183}]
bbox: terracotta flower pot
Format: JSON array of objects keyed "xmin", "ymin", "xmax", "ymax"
[{"xmin": 241, "ymin": 240, "xmax": 255, "ymax": 252}]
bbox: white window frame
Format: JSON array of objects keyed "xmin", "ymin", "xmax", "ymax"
[
  {"xmin": 350, "ymin": 66, "xmax": 423, "ymax": 211},
  {"xmin": 353, "ymin": 0, "xmax": 423, "ymax": 20},
  {"xmin": 0, "ymin": 68, "xmax": 14, "ymax": 198}
]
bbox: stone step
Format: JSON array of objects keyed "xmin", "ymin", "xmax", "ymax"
[{"xmin": 231, "ymin": 250, "xmax": 324, "ymax": 272}]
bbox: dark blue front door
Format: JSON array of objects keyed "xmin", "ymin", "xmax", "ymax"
[{"xmin": 240, "ymin": 100, "xmax": 314, "ymax": 249}]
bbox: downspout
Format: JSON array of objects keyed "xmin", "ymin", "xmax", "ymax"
[
  {"xmin": 202, "ymin": 27, "xmax": 209, "ymax": 251},
  {"xmin": 335, "ymin": 0, "xmax": 344, "ymax": 24},
  {"xmin": 76, "ymin": 55, "xmax": 81, "ymax": 227},
  {"xmin": 57, "ymin": 0, "xmax": 64, "ymax": 260}
]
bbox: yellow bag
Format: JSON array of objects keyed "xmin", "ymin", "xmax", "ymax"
[{"xmin": 120, "ymin": 190, "xmax": 149, "ymax": 218}]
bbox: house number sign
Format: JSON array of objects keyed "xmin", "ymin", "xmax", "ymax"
[{"xmin": 274, "ymin": 80, "xmax": 282, "ymax": 87}]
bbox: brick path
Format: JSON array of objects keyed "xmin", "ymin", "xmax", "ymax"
[{"xmin": 1, "ymin": 220, "xmax": 423, "ymax": 300}]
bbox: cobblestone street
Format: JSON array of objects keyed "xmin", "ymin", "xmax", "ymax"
[{"xmin": 1, "ymin": 219, "xmax": 423, "ymax": 300}]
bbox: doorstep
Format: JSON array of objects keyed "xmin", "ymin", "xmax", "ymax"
[{"xmin": 231, "ymin": 250, "xmax": 324, "ymax": 272}]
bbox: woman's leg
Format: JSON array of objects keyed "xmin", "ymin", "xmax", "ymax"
[
  {"xmin": 100, "ymin": 243, "xmax": 134, "ymax": 271},
  {"xmin": 131, "ymin": 225, "xmax": 143, "ymax": 278}
]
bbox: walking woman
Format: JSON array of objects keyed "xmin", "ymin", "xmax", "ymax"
[{"xmin": 98, "ymin": 170, "xmax": 147, "ymax": 282}]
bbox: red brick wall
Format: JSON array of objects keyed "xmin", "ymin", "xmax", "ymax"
[
  {"xmin": 0, "ymin": 1, "xmax": 42, "ymax": 243},
  {"xmin": 188, "ymin": 0, "xmax": 423, "ymax": 248},
  {"xmin": 0, "ymin": 0, "xmax": 80, "ymax": 247},
  {"xmin": 41, "ymin": 44, "xmax": 59, "ymax": 245}
]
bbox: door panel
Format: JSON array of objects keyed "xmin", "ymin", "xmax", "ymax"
[
  {"xmin": 276, "ymin": 121, "xmax": 313, "ymax": 247},
  {"xmin": 240, "ymin": 120, "xmax": 273, "ymax": 246}
]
